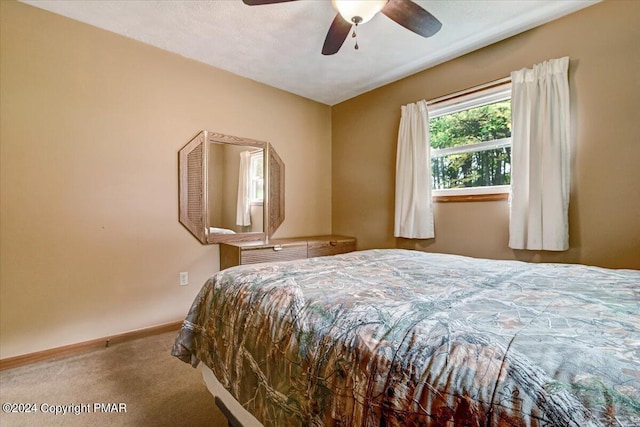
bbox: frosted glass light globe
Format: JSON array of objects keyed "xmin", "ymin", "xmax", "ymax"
[{"xmin": 331, "ymin": 0, "xmax": 387, "ymax": 24}]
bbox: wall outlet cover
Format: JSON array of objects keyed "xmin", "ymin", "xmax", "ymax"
[{"xmin": 179, "ymin": 272, "xmax": 189, "ymax": 286}]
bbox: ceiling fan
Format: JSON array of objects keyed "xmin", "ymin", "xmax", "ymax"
[{"xmin": 242, "ymin": 0, "xmax": 442, "ymax": 55}]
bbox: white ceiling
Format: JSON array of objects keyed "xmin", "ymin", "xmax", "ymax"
[{"xmin": 21, "ymin": 0, "xmax": 599, "ymax": 106}]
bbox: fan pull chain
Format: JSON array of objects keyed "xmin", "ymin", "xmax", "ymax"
[{"xmin": 352, "ymin": 23, "xmax": 359, "ymax": 50}]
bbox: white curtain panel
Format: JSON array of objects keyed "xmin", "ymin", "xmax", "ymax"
[
  {"xmin": 236, "ymin": 151, "xmax": 252, "ymax": 227},
  {"xmin": 509, "ymin": 57, "xmax": 570, "ymax": 251},
  {"xmin": 394, "ymin": 100, "xmax": 435, "ymax": 239}
]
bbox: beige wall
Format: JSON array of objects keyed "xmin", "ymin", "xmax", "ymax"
[
  {"xmin": 0, "ymin": 1, "xmax": 332, "ymax": 358},
  {"xmin": 332, "ymin": 0, "xmax": 640, "ymax": 270},
  {"xmin": 2, "ymin": 0, "xmax": 639, "ymax": 360}
]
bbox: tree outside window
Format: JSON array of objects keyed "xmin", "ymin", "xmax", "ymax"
[{"xmin": 429, "ymin": 83, "xmax": 511, "ymax": 195}]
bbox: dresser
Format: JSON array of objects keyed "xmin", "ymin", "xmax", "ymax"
[{"xmin": 219, "ymin": 235, "xmax": 356, "ymax": 270}]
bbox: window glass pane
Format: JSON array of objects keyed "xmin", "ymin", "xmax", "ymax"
[
  {"xmin": 253, "ymin": 178, "xmax": 264, "ymax": 201},
  {"xmin": 431, "ymin": 147, "xmax": 511, "ymax": 189},
  {"xmin": 430, "ymin": 98, "xmax": 511, "ymax": 190},
  {"xmin": 251, "ymin": 155, "xmax": 263, "ymax": 179},
  {"xmin": 250, "ymin": 153, "xmax": 264, "ymax": 202},
  {"xmin": 430, "ymin": 99, "xmax": 511, "ymax": 149}
]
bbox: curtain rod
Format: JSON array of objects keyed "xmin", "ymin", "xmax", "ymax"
[{"xmin": 426, "ymin": 76, "xmax": 511, "ymax": 107}]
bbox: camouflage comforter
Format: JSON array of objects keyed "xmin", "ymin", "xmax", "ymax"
[{"xmin": 172, "ymin": 249, "xmax": 640, "ymax": 426}]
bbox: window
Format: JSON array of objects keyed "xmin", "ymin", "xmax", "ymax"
[
  {"xmin": 249, "ymin": 150, "xmax": 264, "ymax": 204},
  {"xmin": 429, "ymin": 81, "xmax": 511, "ymax": 198}
]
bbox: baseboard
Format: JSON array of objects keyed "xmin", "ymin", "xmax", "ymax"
[{"xmin": 0, "ymin": 320, "xmax": 183, "ymax": 371}]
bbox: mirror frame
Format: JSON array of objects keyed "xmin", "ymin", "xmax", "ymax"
[{"xmin": 178, "ymin": 131, "xmax": 284, "ymax": 244}]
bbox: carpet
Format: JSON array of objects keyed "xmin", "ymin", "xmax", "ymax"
[{"xmin": 0, "ymin": 331, "xmax": 228, "ymax": 426}]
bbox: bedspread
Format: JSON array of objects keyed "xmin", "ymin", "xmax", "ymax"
[{"xmin": 172, "ymin": 249, "xmax": 640, "ymax": 426}]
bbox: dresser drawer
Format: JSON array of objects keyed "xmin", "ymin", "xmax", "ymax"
[
  {"xmin": 307, "ymin": 237, "xmax": 356, "ymax": 258},
  {"xmin": 240, "ymin": 242, "xmax": 308, "ymax": 265},
  {"xmin": 220, "ymin": 236, "xmax": 356, "ymax": 269}
]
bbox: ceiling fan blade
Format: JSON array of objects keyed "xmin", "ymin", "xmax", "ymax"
[
  {"xmin": 381, "ymin": 0, "xmax": 442, "ymax": 38},
  {"xmin": 322, "ymin": 14, "xmax": 352, "ymax": 56},
  {"xmin": 242, "ymin": 0, "xmax": 298, "ymax": 5}
]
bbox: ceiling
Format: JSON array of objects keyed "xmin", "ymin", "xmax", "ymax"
[{"xmin": 21, "ymin": 0, "xmax": 599, "ymax": 106}]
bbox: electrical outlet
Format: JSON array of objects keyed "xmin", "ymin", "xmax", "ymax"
[{"xmin": 179, "ymin": 272, "xmax": 189, "ymax": 286}]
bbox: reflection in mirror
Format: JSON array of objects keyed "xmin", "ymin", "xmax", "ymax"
[
  {"xmin": 208, "ymin": 143, "xmax": 264, "ymax": 235},
  {"xmin": 179, "ymin": 131, "xmax": 284, "ymax": 245}
]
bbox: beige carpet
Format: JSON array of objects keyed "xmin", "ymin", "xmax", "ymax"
[{"xmin": 0, "ymin": 331, "xmax": 228, "ymax": 426}]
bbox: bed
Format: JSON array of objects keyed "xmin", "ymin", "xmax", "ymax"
[
  {"xmin": 172, "ymin": 249, "xmax": 640, "ymax": 426},
  {"xmin": 210, "ymin": 227, "xmax": 236, "ymax": 235}
]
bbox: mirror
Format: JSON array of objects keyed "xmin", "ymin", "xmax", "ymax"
[{"xmin": 179, "ymin": 131, "xmax": 284, "ymax": 244}]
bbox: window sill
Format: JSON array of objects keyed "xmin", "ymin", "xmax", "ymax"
[
  {"xmin": 432, "ymin": 185, "xmax": 509, "ymax": 203},
  {"xmin": 433, "ymin": 193, "xmax": 508, "ymax": 203}
]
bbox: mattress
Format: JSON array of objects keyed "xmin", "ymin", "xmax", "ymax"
[{"xmin": 173, "ymin": 249, "xmax": 640, "ymax": 426}]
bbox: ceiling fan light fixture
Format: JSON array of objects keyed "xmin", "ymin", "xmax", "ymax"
[{"xmin": 331, "ymin": 0, "xmax": 387, "ymax": 25}]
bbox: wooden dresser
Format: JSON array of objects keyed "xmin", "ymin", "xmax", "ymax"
[{"xmin": 219, "ymin": 235, "xmax": 356, "ymax": 270}]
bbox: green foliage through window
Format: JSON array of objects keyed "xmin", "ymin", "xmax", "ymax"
[{"xmin": 430, "ymin": 100, "xmax": 511, "ymax": 190}]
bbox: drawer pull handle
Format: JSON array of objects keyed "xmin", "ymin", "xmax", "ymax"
[
  {"xmin": 329, "ymin": 240, "xmax": 337, "ymax": 246},
  {"xmin": 273, "ymin": 245, "xmax": 283, "ymax": 251}
]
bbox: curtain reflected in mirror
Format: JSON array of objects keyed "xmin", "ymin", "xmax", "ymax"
[{"xmin": 179, "ymin": 130, "xmax": 284, "ymax": 245}]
